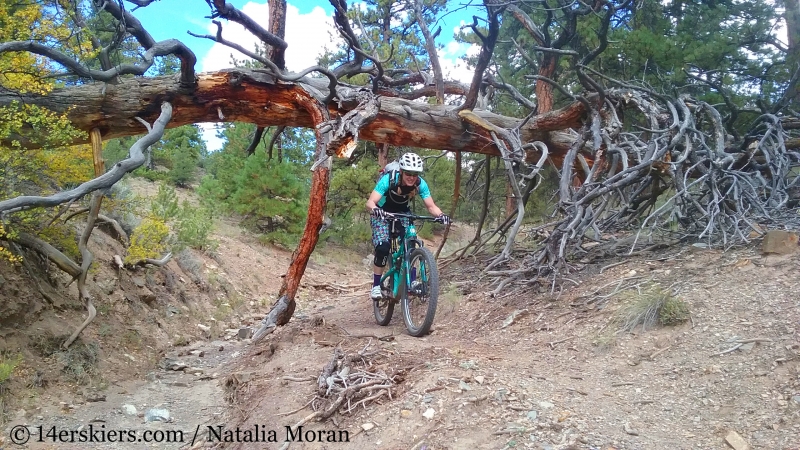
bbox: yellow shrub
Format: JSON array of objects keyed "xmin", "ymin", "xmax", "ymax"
[
  {"xmin": 0, "ymin": 223, "xmax": 22, "ymax": 265},
  {"xmin": 124, "ymin": 217, "xmax": 169, "ymax": 265}
]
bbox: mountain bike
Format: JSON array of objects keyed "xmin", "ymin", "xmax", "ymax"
[{"xmin": 373, "ymin": 212, "xmax": 445, "ymax": 337}]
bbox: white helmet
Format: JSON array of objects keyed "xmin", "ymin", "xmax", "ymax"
[{"xmin": 399, "ymin": 152, "xmax": 424, "ymax": 173}]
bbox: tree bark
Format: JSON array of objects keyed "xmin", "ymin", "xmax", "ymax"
[
  {"xmin": 267, "ymin": 0, "xmax": 287, "ymax": 71},
  {"xmin": 536, "ymin": 55, "xmax": 558, "ymax": 113},
  {"xmin": 0, "ymin": 70, "xmax": 588, "ymax": 164},
  {"xmin": 252, "ymin": 88, "xmax": 332, "ymax": 342},
  {"xmin": 378, "ymin": 142, "xmax": 389, "ymax": 168},
  {"xmin": 783, "ymin": 0, "xmax": 800, "ymax": 109}
]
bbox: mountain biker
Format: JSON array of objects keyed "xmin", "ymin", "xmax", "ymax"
[{"xmin": 366, "ymin": 152, "xmax": 450, "ymax": 300}]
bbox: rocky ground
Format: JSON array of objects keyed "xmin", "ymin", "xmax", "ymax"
[
  {"xmin": 222, "ymin": 244, "xmax": 800, "ymax": 450},
  {"xmin": 1, "ymin": 178, "xmax": 799, "ymax": 450}
]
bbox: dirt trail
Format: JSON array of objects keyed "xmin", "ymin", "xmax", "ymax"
[
  {"xmin": 4, "ymin": 337, "xmax": 249, "ymax": 450},
  {"xmin": 224, "ymin": 245, "xmax": 800, "ymax": 450}
]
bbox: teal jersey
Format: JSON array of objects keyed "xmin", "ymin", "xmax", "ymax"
[{"xmin": 374, "ymin": 173, "xmax": 431, "ymax": 212}]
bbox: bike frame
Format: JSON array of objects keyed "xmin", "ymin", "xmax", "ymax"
[{"xmin": 379, "ymin": 213, "xmax": 431, "ymax": 298}]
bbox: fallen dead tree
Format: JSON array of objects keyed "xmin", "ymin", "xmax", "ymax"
[{"xmin": 447, "ymin": 89, "xmax": 800, "ymax": 295}]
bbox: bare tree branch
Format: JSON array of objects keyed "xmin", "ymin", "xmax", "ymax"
[
  {"xmin": 415, "ymin": 0, "xmax": 444, "ymax": 104},
  {"xmin": 0, "ymin": 103, "xmax": 173, "ymax": 213},
  {"xmin": 206, "ymin": 0, "xmax": 288, "ymax": 52},
  {"xmin": 0, "ymin": 40, "xmax": 196, "ymax": 87},
  {"xmin": 460, "ymin": 4, "xmax": 501, "ymax": 111},
  {"xmin": 188, "ymin": 22, "xmax": 338, "ymax": 102}
]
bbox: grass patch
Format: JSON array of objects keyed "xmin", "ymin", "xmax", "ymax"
[
  {"xmin": 0, "ymin": 353, "xmax": 21, "ymax": 425},
  {"xmin": 173, "ymin": 335, "xmax": 191, "ymax": 347},
  {"xmin": 0, "ymin": 354, "xmax": 21, "ymax": 384},
  {"xmin": 120, "ymin": 329, "xmax": 143, "ymax": 350},
  {"xmin": 591, "ymin": 327, "xmax": 618, "ymax": 351},
  {"xmin": 615, "ymin": 283, "xmax": 690, "ymax": 333},
  {"xmin": 31, "ymin": 333, "xmax": 100, "ymax": 385}
]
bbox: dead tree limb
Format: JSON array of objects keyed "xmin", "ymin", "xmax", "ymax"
[
  {"xmin": 252, "ymin": 88, "xmax": 335, "ymax": 343},
  {"xmin": 459, "ymin": 3, "xmax": 500, "ymax": 111},
  {"xmin": 62, "ymin": 192, "xmax": 102, "ymax": 349},
  {"xmin": 63, "ymin": 127, "xmax": 107, "ymax": 349}
]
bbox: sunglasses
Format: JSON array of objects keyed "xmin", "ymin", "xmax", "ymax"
[{"xmin": 401, "ymin": 171, "xmax": 419, "ymax": 177}]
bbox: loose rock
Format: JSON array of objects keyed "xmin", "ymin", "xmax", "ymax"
[
  {"xmin": 725, "ymin": 430, "xmax": 750, "ymax": 450},
  {"xmin": 144, "ymin": 408, "xmax": 170, "ymax": 423}
]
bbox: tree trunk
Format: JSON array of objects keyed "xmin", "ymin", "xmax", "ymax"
[
  {"xmin": 0, "ymin": 69, "xmax": 588, "ymax": 165},
  {"xmin": 378, "ymin": 142, "xmax": 389, "ymax": 168},
  {"xmin": 784, "ymin": 0, "xmax": 800, "ymax": 108},
  {"xmin": 785, "ymin": 0, "xmax": 800, "ymax": 68},
  {"xmin": 252, "ymin": 88, "xmax": 332, "ymax": 342},
  {"xmin": 536, "ymin": 55, "xmax": 558, "ymax": 114},
  {"xmin": 267, "ymin": 0, "xmax": 287, "ymax": 71}
]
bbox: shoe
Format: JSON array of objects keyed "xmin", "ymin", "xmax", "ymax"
[{"xmin": 370, "ymin": 285, "xmax": 383, "ymax": 300}]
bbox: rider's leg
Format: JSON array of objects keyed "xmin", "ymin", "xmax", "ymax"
[
  {"xmin": 373, "ymin": 241, "xmax": 390, "ymax": 282},
  {"xmin": 370, "ymin": 216, "xmax": 390, "ymax": 299}
]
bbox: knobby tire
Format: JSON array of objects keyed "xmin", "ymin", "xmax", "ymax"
[
  {"xmin": 374, "ymin": 272, "xmax": 398, "ymax": 326},
  {"xmin": 402, "ymin": 247, "xmax": 439, "ymax": 337}
]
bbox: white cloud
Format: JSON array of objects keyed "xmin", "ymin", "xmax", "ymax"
[
  {"xmin": 437, "ymin": 41, "xmax": 479, "ymax": 84},
  {"xmin": 200, "ymin": 2, "xmax": 340, "ymax": 73},
  {"xmin": 199, "ymin": 2, "xmax": 341, "ymax": 150},
  {"xmin": 199, "ymin": 123, "xmax": 225, "ymax": 153}
]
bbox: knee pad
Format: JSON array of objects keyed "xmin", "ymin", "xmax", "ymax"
[{"xmin": 374, "ymin": 242, "xmax": 390, "ymax": 267}]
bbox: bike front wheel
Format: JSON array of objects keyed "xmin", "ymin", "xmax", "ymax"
[{"xmin": 401, "ymin": 247, "xmax": 439, "ymax": 337}]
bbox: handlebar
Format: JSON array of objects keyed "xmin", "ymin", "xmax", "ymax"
[{"xmin": 383, "ymin": 212, "xmax": 450, "ymax": 224}]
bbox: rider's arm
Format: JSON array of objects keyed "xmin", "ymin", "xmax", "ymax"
[
  {"xmin": 418, "ymin": 179, "xmax": 442, "ymax": 216},
  {"xmin": 366, "ymin": 190, "xmax": 383, "ymax": 211},
  {"xmin": 423, "ymin": 197, "xmax": 443, "ymax": 217},
  {"xmin": 367, "ymin": 175, "xmax": 391, "ymax": 211}
]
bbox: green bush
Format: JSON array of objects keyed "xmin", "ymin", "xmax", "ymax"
[
  {"xmin": 174, "ymin": 201, "xmax": 216, "ymax": 251},
  {"xmin": 169, "ymin": 146, "xmax": 198, "ymax": 187},
  {"xmin": 320, "ymin": 216, "xmax": 372, "ymax": 252},
  {"xmin": 151, "ymin": 183, "xmax": 179, "ymax": 222},
  {"xmin": 133, "ymin": 167, "xmax": 169, "ymax": 183},
  {"xmin": 230, "ymin": 149, "xmax": 309, "ymax": 244},
  {"xmin": 659, "ymin": 296, "xmax": 691, "ymax": 325}
]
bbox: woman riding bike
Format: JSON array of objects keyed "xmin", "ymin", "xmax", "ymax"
[{"xmin": 366, "ymin": 152, "xmax": 450, "ymax": 300}]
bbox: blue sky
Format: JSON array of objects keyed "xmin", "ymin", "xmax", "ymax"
[
  {"xmin": 133, "ymin": 0, "xmax": 480, "ymax": 149},
  {"xmin": 135, "ymin": 1, "xmax": 330, "ymax": 71},
  {"xmin": 134, "ymin": 0, "xmax": 477, "ymax": 74}
]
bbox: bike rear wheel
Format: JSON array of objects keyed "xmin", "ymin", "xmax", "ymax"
[
  {"xmin": 401, "ymin": 247, "xmax": 439, "ymax": 337},
  {"xmin": 373, "ymin": 272, "xmax": 399, "ymax": 326}
]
